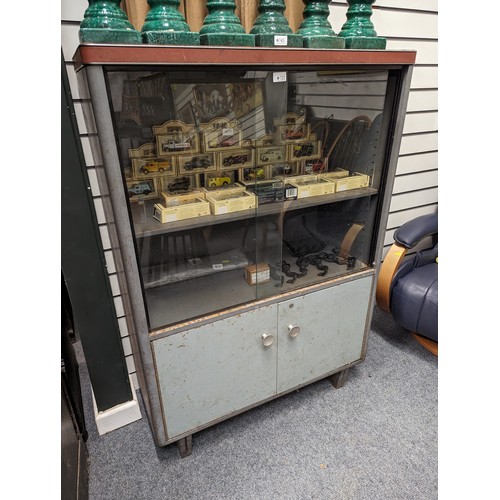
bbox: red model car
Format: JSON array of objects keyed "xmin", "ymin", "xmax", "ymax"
[{"xmin": 305, "ymin": 160, "xmax": 325, "ymax": 173}]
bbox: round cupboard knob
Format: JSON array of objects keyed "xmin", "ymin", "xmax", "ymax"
[
  {"xmin": 288, "ymin": 325, "xmax": 301, "ymax": 338},
  {"xmin": 261, "ymin": 333, "xmax": 274, "ymax": 347}
]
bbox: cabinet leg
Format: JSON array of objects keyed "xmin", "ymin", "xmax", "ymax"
[
  {"xmin": 176, "ymin": 435, "xmax": 192, "ymax": 458},
  {"xmin": 329, "ymin": 368, "xmax": 349, "ymax": 389}
]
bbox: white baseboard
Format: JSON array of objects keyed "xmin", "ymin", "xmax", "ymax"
[{"xmin": 92, "ymin": 375, "xmax": 142, "ymax": 435}]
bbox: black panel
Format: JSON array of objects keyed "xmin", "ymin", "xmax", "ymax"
[{"xmin": 61, "ymin": 52, "xmax": 132, "ymax": 410}]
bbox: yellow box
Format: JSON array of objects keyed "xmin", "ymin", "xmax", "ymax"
[
  {"xmin": 161, "ymin": 188, "xmax": 204, "ymax": 204},
  {"xmin": 153, "ymin": 193, "xmax": 210, "ymax": 223},
  {"xmin": 333, "ymin": 172, "xmax": 370, "ymax": 192},
  {"xmin": 245, "ymin": 263, "xmax": 271, "ymax": 285},
  {"xmin": 206, "ymin": 190, "xmax": 257, "ymax": 215},
  {"xmin": 319, "ymin": 168, "xmax": 350, "ymax": 180},
  {"xmin": 201, "ymin": 185, "xmax": 246, "ymax": 199},
  {"xmin": 286, "ymin": 175, "xmax": 336, "ymax": 199}
]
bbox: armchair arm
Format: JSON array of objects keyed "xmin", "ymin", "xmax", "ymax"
[
  {"xmin": 394, "ymin": 213, "xmax": 438, "ymax": 249},
  {"xmin": 376, "ymin": 243, "xmax": 407, "ymax": 312},
  {"xmin": 376, "ymin": 213, "xmax": 438, "ymax": 312}
]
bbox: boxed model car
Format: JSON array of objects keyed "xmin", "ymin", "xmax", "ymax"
[{"xmin": 153, "ymin": 192, "xmax": 210, "ymax": 223}]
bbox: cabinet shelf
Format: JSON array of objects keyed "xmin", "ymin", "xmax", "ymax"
[
  {"xmin": 132, "ymin": 187, "xmax": 378, "ymax": 238},
  {"xmin": 144, "ymin": 254, "xmax": 370, "ymax": 332}
]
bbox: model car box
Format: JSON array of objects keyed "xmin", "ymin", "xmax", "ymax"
[
  {"xmin": 206, "ymin": 190, "xmax": 257, "ymax": 215},
  {"xmin": 219, "ymin": 148, "xmax": 254, "ymax": 169},
  {"xmin": 319, "ymin": 168, "xmax": 349, "ymax": 180},
  {"xmin": 153, "ymin": 192, "xmax": 210, "ymax": 223},
  {"xmin": 161, "ymin": 187, "xmax": 204, "ymax": 204},
  {"xmin": 201, "ymin": 185, "xmax": 246, "ymax": 198},
  {"xmin": 239, "ymin": 179, "xmax": 298, "ymax": 204},
  {"xmin": 329, "ymin": 172, "xmax": 370, "ymax": 192},
  {"xmin": 285, "ymin": 175, "xmax": 336, "ymax": 199}
]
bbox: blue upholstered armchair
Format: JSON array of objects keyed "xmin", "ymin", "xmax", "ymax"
[{"xmin": 376, "ymin": 213, "xmax": 438, "ymax": 355}]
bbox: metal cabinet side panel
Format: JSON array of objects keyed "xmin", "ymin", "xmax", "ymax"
[
  {"xmin": 277, "ymin": 276, "xmax": 373, "ymax": 393},
  {"xmin": 373, "ymin": 65, "xmax": 414, "ymax": 270},
  {"xmin": 152, "ymin": 304, "xmax": 278, "ymax": 439},
  {"xmin": 83, "ymin": 66, "xmax": 167, "ymax": 444}
]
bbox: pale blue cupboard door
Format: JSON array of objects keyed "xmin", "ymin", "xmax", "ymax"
[
  {"xmin": 277, "ymin": 276, "xmax": 373, "ymax": 394},
  {"xmin": 152, "ymin": 304, "xmax": 278, "ymax": 439}
]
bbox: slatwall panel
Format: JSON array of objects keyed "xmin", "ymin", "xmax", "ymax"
[
  {"xmin": 62, "ymin": 1, "xmax": 437, "ymax": 384},
  {"xmin": 330, "ymin": 1, "xmax": 438, "ymax": 259},
  {"xmin": 291, "ymin": 71, "xmax": 388, "ymax": 123},
  {"xmin": 61, "ymin": 0, "xmax": 139, "ymax": 389}
]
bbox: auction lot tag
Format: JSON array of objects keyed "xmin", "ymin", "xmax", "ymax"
[
  {"xmin": 274, "ymin": 35, "xmax": 288, "ymax": 46},
  {"xmin": 273, "ymin": 72, "xmax": 287, "ymax": 83}
]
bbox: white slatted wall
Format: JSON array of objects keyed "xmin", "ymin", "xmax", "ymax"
[
  {"xmin": 330, "ymin": 1, "xmax": 438, "ymax": 257},
  {"xmin": 61, "ymin": 0, "xmax": 438, "ymax": 386},
  {"xmin": 62, "ymin": 0, "xmax": 139, "ymax": 389}
]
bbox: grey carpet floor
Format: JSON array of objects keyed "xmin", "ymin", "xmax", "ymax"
[{"xmin": 76, "ymin": 306, "xmax": 438, "ymax": 500}]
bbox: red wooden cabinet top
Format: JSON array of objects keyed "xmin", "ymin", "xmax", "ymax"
[{"xmin": 73, "ymin": 44, "xmax": 416, "ymax": 71}]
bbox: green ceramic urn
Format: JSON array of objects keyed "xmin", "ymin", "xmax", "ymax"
[
  {"xmin": 79, "ymin": 0, "xmax": 141, "ymax": 44},
  {"xmin": 297, "ymin": 0, "xmax": 345, "ymax": 49},
  {"xmin": 338, "ymin": 0, "xmax": 387, "ymax": 49},
  {"xmin": 200, "ymin": 0, "xmax": 255, "ymax": 46},
  {"xmin": 250, "ymin": 0, "xmax": 303, "ymax": 48},
  {"xmin": 141, "ymin": 0, "xmax": 200, "ymax": 45}
]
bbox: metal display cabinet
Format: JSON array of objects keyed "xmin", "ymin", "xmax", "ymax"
[{"xmin": 74, "ymin": 45, "xmax": 415, "ymax": 457}]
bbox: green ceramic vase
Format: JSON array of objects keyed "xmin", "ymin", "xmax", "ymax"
[
  {"xmin": 79, "ymin": 0, "xmax": 141, "ymax": 44},
  {"xmin": 141, "ymin": 0, "xmax": 200, "ymax": 45},
  {"xmin": 200, "ymin": 0, "xmax": 255, "ymax": 46},
  {"xmin": 297, "ymin": 0, "xmax": 345, "ymax": 49},
  {"xmin": 338, "ymin": 0, "xmax": 386, "ymax": 49},
  {"xmin": 250, "ymin": 0, "xmax": 303, "ymax": 47}
]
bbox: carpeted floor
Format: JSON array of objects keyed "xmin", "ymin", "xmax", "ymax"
[{"xmin": 76, "ymin": 306, "xmax": 438, "ymax": 500}]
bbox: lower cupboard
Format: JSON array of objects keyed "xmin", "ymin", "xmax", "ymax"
[{"xmin": 152, "ymin": 275, "xmax": 373, "ymax": 441}]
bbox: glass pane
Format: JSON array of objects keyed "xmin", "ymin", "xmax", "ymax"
[{"xmin": 104, "ymin": 67, "xmax": 389, "ymax": 330}]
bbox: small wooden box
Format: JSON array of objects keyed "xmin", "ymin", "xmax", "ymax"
[
  {"xmin": 245, "ymin": 263, "xmax": 271, "ymax": 285},
  {"xmin": 206, "ymin": 190, "xmax": 257, "ymax": 215},
  {"xmin": 333, "ymin": 172, "xmax": 370, "ymax": 192},
  {"xmin": 286, "ymin": 175, "xmax": 336, "ymax": 199},
  {"xmin": 153, "ymin": 193, "xmax": 210, "ymax": 223}
]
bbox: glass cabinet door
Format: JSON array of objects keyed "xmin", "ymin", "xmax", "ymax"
[{"xmin": 104, "ymin": 66, "xmax": 389, "ymax": 330}]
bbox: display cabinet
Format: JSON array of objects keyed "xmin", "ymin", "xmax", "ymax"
[{"xmin": 74, "ymin": 45, "xmax": 415, "ymax": 456}]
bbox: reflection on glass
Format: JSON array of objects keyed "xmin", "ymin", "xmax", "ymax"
[{"xmin": 105, "ymin": 67, "xmax": 389, "ymax": 330}]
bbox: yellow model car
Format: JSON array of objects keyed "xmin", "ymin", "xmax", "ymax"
[
  {"xmin": 208, "ymin": 175, "xmax": 232, "ymax": 188},
  {"xmin": 139, "ymin": 160, "xmax": 171, "ymax": 174},
  {"xmin": 247, "ymin": 167, "xmax": 265, "ymax": 180}
]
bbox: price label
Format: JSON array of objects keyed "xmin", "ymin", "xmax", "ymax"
[
  {"xmin": 274, "ymin": 35, "xmax": 288, "ymax": 46},
  {"xmin": 273, "ymin": 72, "xmax": 287, "ymax": 83},
  {"xmin": 222, "ymin": 127, "xmax": 233, "ymax": 137},
  {"xmin": 212, "ymin": 263, "xmax": 224, "ymax": 270}
]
